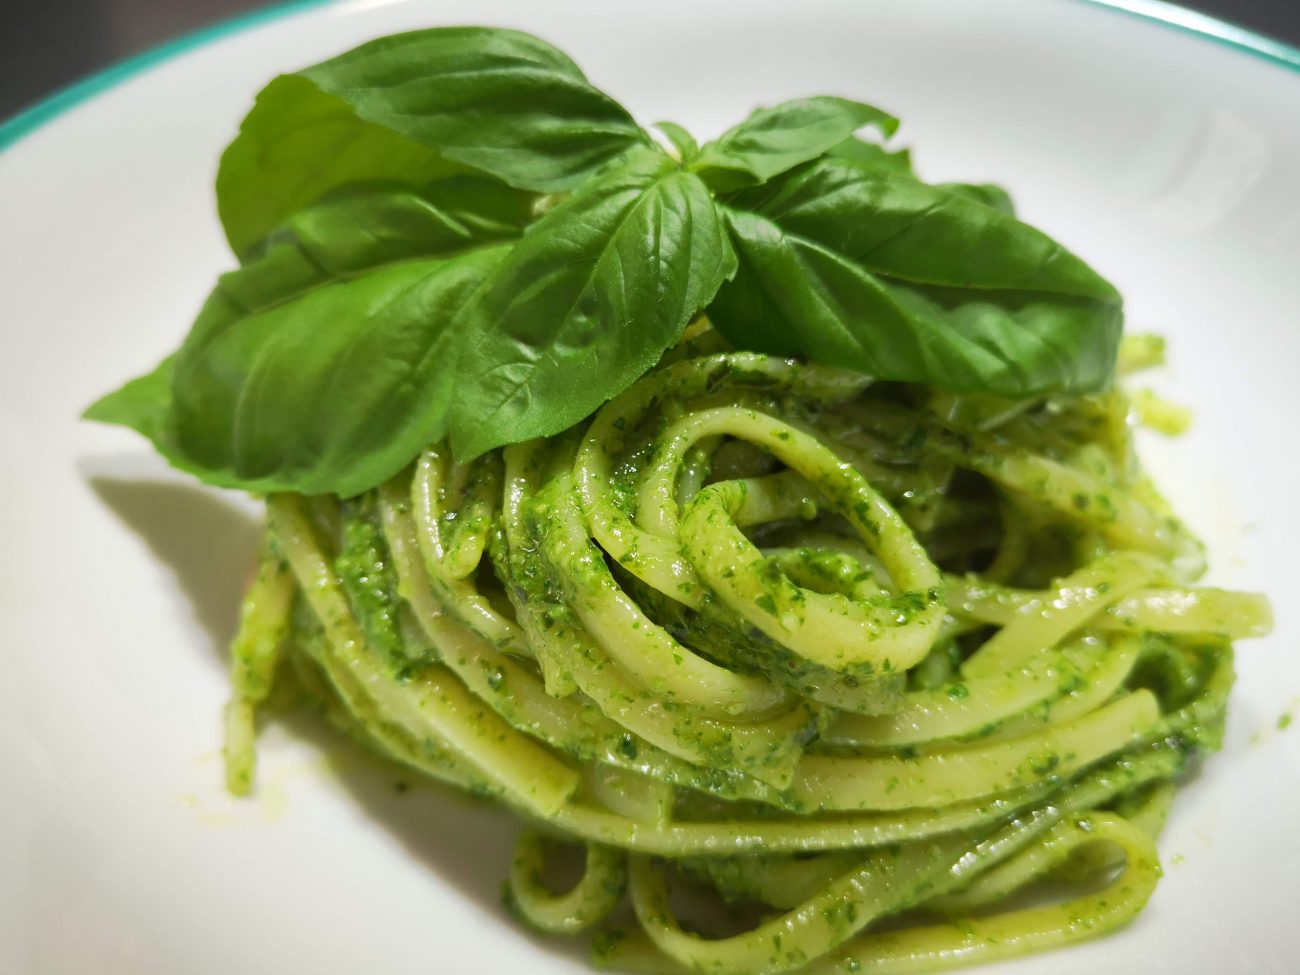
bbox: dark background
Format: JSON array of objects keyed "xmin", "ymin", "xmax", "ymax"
[{"xmin": 2, "ymin": 0, "xmax": 1298, "ymax": 120}]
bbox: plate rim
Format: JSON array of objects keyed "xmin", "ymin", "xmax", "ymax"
[
  {"xmin": 2, "ymin": 2, "xmax": 1296, "ymax": 971},
  {"xmin": 1, "ymin": 0, "xmax": 1299, "ymax": 155}
]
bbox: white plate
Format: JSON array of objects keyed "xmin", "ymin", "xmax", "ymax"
[{"xmin": 2, "ymin": 1, "xmax": 1298, "ymax": 972}]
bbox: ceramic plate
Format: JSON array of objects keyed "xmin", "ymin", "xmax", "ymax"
[{"xmin": 2, "ymin": 1, "xmax": 1298, "ymax": 972}]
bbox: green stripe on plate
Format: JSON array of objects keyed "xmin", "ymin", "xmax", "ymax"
[
  {"xmin": 2, "ymin": 0, "xmax": 1297, "ymax": 154},
  {"xmin": 0, "ymin": 0, "xmax": 334, "ymax": 151},
  {"xmin": 1078, "ymin": 0, "xmax": 1300, "ymax": 72}
]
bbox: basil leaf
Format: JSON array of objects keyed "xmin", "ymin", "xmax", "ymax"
[
  {"xmin": 826, "ymin": 135, "xmax": 914, "ymax": 176},
  {"xmin": 83, "ymin": 356, "xmax": 204, "ymax": 477},
  {"xmin": 734, "ymin": 161, "xmax": 1114, "ymax": 300},
  {"xmin": 419, "ymin": 175, "xmax": 540, "ymax": 239},
  {"xmin": 937, "ymin": 182, "xmax": 1015, "ymax": 216},
  {"xmin": 692, "ymin": 96, "xmax": 897, "ymax": 192},
  {"xmin": 824, "ymin": 141, "xmax": 1012, "ymax": 214},
  {"xmin": 709, "ymin": 160, "xmax": 1121, "ymax": 396},
  {"xmin": 91, "ymin": 180, "xmax": 529, "ymax": 493},
  {"xmin": 172, "ymin": 247, "xmax": 509, "ymax": 497},
  {"xmin": 219, "ymin": 27, "xmax": 643, "ymax": 256},
  {"xmin": 85, "ymin": 356, "xmax": 173, "ymax": 439},
  {"xmin": 216, "ymin": 76, "xmax": 467, "ymax": 258},
  {"xmin": 448, "ymin": 147, "xmax": 736, "ymax": 459},
  {"xmin": 654, "ymin": 122, "xmax": 699, "ymax": 163},
  {"xmin": 185, "ymin": 178, "xmax": 530, "ymax": 375}
]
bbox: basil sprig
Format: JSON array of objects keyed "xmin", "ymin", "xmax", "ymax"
[
  {"xmin": 88, "ymin": 26, "xmax": 1124, "ymax": 496},
  {"xmin": 217, "ymin": 27, "xmax": 645, "ymax": 257},
  {"xmin": 691, "ymin": 96, "xmax": 899, "ymax": 192},
  {"xmin": 448, "ymin": 146, "xmax": 735, "ymax": 458},
  {"xmin": 709, "ymin": 159, "xmax": 1121, "ymax": 396}
]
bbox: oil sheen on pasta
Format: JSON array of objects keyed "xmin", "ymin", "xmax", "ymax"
[{"xmin": 224, "ymin": 327, "xmax": 1270, "ymax": 975}]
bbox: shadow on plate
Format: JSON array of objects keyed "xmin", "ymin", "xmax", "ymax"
[
  {"xmin": 266, "ymin": 705, "xmax": 591, "ymax": 965},
  {"xmin": 85, "ymin": 465, "xmax": 588, "ymax": 965},
  {"xmin": 86, "ymin": 472, "xmax": 261, "ymax": 658}
]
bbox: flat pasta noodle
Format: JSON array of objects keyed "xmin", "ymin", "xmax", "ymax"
[{"xmin": 223, "ymin": 341, "xmax": 1270, "ymax": 975}]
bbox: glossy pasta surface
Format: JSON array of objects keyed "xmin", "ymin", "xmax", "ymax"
[{"xmin": 225, "ymin": 334, "xmax": 1270, "ymax": 975}]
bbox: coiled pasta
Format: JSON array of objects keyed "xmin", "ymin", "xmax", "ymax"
[{"xmin": 224, "ymin": 333, "xmax": 1269, "ymax": 974}]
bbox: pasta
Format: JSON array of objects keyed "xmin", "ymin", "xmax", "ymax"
[{"xmin": 223, "ymin": 330, "xmax": 1269, "ymax": 974}]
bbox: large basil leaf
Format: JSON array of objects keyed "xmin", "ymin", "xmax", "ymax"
[
  {"xmin": 85, "ymin": 356, "xmax": 174, "ymax": 444},
  {"xmin": 448, "ymin": 147, "xmax": 736, "ymax": 458},
  {"xmin": 82, "ymin": 356, "xmax": 212, "ymax": 480},
  {"xmin": 216, "ymin": 76, "xmax": 465, "ymax": 259},
  {"xmin": 219, "ymin": 27, "xmax": 644, "ymax": 256},
  {"xmin": 692, "ymin": 97, "xmax": 897, "ymax": 192},
  {"xmin": 171, "ymin": 247, "xmax": 509, "ymax": 496},
  {"xmin": 193, "ymin": 178, "xmax": 530, "ymax": 358},
  {"xmin": 88, "ymin": 180, "xmax": 530, "ymax": 493},
  {"xmin": 709, "ymin": 160, "xmax": 1121, "ymax": 396}
]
